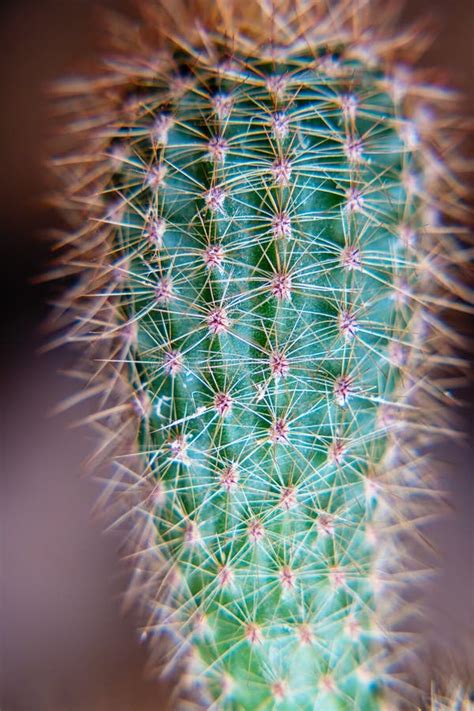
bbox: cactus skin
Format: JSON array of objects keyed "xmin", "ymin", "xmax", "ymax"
[
  {"xmin": 115, "ymin": 52, "xmax": 417, "ymax": 711},
  {"xmin": 52, "ymin": 1, "xmax": 471, "ymax": 709}
]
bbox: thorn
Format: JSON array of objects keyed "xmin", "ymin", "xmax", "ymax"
[
  {"xmin": 213, "ymin": 390, "xmax": 233, "ymax": 417},
  {"xmin": 271, "ymin": 111, "xmax": 290, "ymax": 141},
  {"xmin": 163, "ymin": 349, "xmax": 184, "ymax": 375},
  {"xmin": 217, "ymin": 564, "xmax": 234, "ymax": 587},
  {"xmin": 207, "ymin": 306, "xmax": 230, "ymax": 335},
  {"xmin": 316, "ymin": 513, "xmax": 335, "ymax": 537},
  {"xmin": 270, "ymin": 271, "xmax": 292, "ymax": 301},
  {"xmin": 338, "ymin": 309, "xmax": 358, "ymax": 339},
  {"xmin": 344, "ymin": 614, "xmax": 361, "ymax": 640},
  {"xmin": 329, "ymin": 566, "xmax": 346, "ymax": 589},
  {"xmin": 345, "ymin": 187, "xmax": 365, "ymax": 212},
  {"xmin": 271, "ymin": 679, "xmax": 287, "ymax": 701},
  {"xmin": 145, "ymin": 216, "xmax": 167, "ymax": 248},
  {"xmin": 269, "ymin": 350, "xmax": 289, "ymax": 379},
  {"xmin": 272, "ymin": 211, "xmax": 292, "ymax": 239},
  {"xmin": 168, "ymin": 434, "xmax": 190, "ymax": 466},
  {"xmin": 204, "ymin": 186, "xmax": 226, "ymax": 213},
  {"xmin": 297, "ymin": 623, "xmax": 313, "ymax": 645},
  {"xmin": 279, "ymin": 566, "xmax": 295, "ymax": 590},
  {"xmin": 271, "ymin": 157, "xmax": 292, "ymax": 186},
  {"xmin": 207, "ymin": 135, "xmax": 229, "ymax": 163},
  {"xmin": 334, "ymin": 375, "xmax": 354, "ymax": 407},
  {"xmin": 154, "ymin": 277, "xmax": 174, "ymax": 303},
  {"xmin": 340, "ymin": 93, "xmax": 358, "ymax": 121},
  {"xmin": 340, "ymin": 245, "xmax": 361, "ymax": 271},
  {"xmin": 184, "ymin": 521, "xmax": 200, "ymax": 546},
  {"xmin": 146, "ymin": 162, "xmax": 167, "ymax": 190},
  {"xmin": 150, "ymin": 113, "xmax": 174, "ymax": 146},
  {"xmin": 328, "ymin": 438, "xmax": 345, "ymax": 465},
  {"xmin": 266, "ymin": 73, "xmax": 288, "ymax": 99},
  {"xmin": 279, "ymin": 486, "xmax": 296, "ymax": 510},
  {"xmin": 344, "ymin": 137, "xmax": 364, "ymax": 163},
  {"xmin": 269, "ymin": 417, "xmax": 289, "ymax": 444},
  {"xmin": 212, "ymin": 93, "xmax": 233, "ymax": 120},
  {"xmin": 203, "ymin": 244, "xmax": 225, "ymax": 271},
  {"xmin": 248, "ymin": 518, "xmax": 265, "ymax": 543},
  {"xmin": 220, "ymin": 464, "xmax": 239, "ymax": 492},
  {"xmin": 245, "ymin": 622, "xmax": 262, "ymax": 645}
]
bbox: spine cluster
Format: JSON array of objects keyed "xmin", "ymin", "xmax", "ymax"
[{"xmin": 52, "ymin": 1, "xmax": 471, "ymax": 708}]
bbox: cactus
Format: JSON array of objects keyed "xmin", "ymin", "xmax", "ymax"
[{"xmin": 51, "ymin": 0, "xmax": 471, "ymax": 708}]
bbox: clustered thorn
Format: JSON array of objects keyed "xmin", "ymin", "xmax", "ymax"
[{"xmin": 54, "ymin": 1, "xmax": 469, "ymax": 707}]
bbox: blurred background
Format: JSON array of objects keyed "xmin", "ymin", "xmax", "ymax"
[{"xmin": 1, "ymin": 1, "xmax": 473, "ymax": 709}]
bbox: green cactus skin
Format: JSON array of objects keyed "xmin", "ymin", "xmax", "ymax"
[
  {"xmin": 52, "ymin": 1, "xmax": 471, "ymax": 709},
  {"xmin": 117, "ymin": 54, "xmax": 414, "ymax": 711}
]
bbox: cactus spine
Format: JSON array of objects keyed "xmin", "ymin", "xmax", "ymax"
[
  {"xmin": 52, "ymin": 0, "xmax": 471, "ymax": 708},
  {"xmin": 426, "ymin": 688, "xmax": 473, "ymax": 711}
]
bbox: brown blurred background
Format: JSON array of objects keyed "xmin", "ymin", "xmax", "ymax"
[{"xmin": 1, "ymin": 1, "xmax": 473, "ymax": 709}]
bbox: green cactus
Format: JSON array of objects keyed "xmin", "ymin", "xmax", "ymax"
[{"xmin": 52, "ymin": 0, "xmax": 470, "ymax": 708}]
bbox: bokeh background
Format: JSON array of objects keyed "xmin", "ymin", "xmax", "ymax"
[{"xmin": 1, "ymin": 1, "xmax": 473, "ymax": 709}]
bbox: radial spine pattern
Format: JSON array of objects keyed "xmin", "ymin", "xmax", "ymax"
[{"xmin": 52, "ymin": 1, "xmax": 471, "ymax": 709}]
